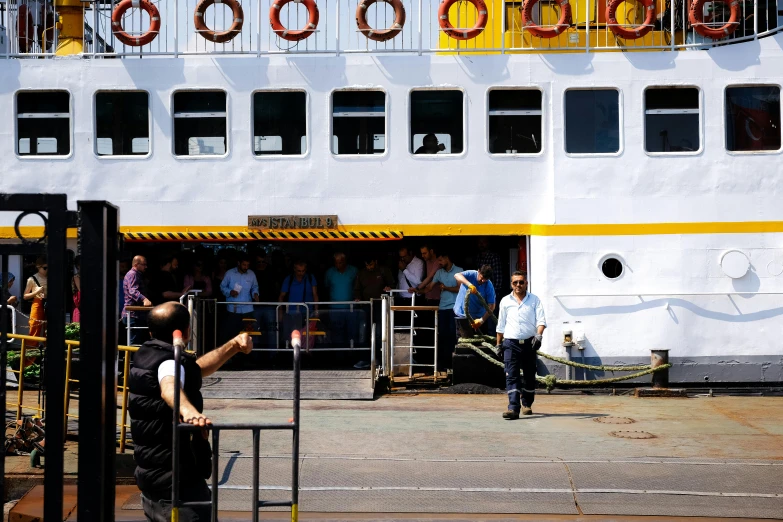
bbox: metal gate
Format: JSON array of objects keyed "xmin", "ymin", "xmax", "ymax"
[{"xmin": 0, "ymin": 194, "xmax": 119, "ymax": 521}]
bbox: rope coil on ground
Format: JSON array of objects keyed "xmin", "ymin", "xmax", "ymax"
[{"xmin": 459, "ymin": 292, "xmax": 672, "ymax": 391}]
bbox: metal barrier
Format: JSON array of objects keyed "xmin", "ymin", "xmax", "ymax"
[
  {"xmin": 124, "ymin": 305, "xmax": 152, "ymax": 346},
  {"xmin": 388, "ymin": 290, "xmax": 440, "ymax": 380},
  {"xmin": 211, "ymin": 300, "xmax": 373, "ymax": 354},
  {"xmin": 172, "ymin": 320, "xmax": 303, "ymax": 521},
  {"xmin": 4, "ymin": 332, "xmax": 138, "ymax": 452},
  {"xmin": 2, "ymin": 0, "xmax": 782, "ymax": 58}
]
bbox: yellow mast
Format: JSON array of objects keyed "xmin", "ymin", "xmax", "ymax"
[{"xmin": 55, "ymin": 0, "xmax": 83, "ymax": 55}]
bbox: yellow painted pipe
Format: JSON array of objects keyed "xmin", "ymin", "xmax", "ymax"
[{"xmin": 55, "ymin": 0, "xmax": 85, "ymax": 55}]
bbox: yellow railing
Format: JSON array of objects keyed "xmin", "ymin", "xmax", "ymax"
[{"xmin": 5, "ymin": 333, "xmax": 138, "ymax": 453}]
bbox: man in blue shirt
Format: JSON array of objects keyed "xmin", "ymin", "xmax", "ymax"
[
  {"xmin": 323, "ymin": 253, "xmax": 358, "ymax": 347},
  {"xmin": 420, "ymin": 251, "xmax": 462, "ymax": 370},
  {"xmin": 219, "ymin": 254, "xmax": 259, "ymax": 347},
  {"xmin": 496, "ymin": 270, "xmax": 546, "ymax": 419},
  {"xmin": 453, "ymin": 265, "xmax": 496, "ymax": 339},
  {"xmin": 279, "ymin": 260, "xmax": 319, "ymax": 349}
]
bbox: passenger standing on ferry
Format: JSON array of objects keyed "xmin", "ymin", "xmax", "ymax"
[
  {"xmin": 219, "ymin": 254, "xmax": 259, "ymax": 347},
  {"xmin": 23, "ymin": 258, "xmax": 48, "ymax": 346},
  {"xmin": 452, "ymin": 265, "xmax": 496, "ymax": 338},
  {"xmin": 252, "ymin": 252, "xmax": 279, "ymax": 349},
  {"xmin": 151, "ymin": 255, "xmax": 190, "ymax": 305},
  {"xmin": 396, "ymin": 246, "xmax": 425, "ymax": 327},
  {"xmin": 123, "ymin": 256, "xmax": 153, "ymax": 346},
  {"xmin": 415, "ymin": 133, "xmax": 446, "ymax": 154},
  {"xmin": 419, "ymin": 251, "xmax": 463, "ymax": 370},
  {"xmin": 323, "ymin": 253, "xmax": 358, "ymax": 348},
  {"xmin": 417, "ymin": 243, "xmax": 441, "ymax": 308},
  {"xmin": 352, "ymin": 253, "xmax": 396, "ymax": 369},
  {"xmin": 476, "ymin": 237, "xmax": 504, "ymax": 303},
  {"xmin": 183, "ymin": 260, "xmax": 213, "ymax": 298},
  {"xmin": 129, "ymin": 302, "xmax": 253, "ymax": 522},
  {"xmin": 279, "ymin": 261, "xmax": 319, "ymax": 346},
  {"xmin": 496, "ymin": 271, "xmax": 546, "ymax": 419}
]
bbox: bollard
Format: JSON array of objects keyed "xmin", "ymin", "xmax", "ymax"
[{"xmin": 651, "ymin": 349, "xmax": 669, "ymax": 388}]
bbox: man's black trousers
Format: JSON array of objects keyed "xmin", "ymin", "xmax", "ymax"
[{"xmin": 502, "ymin": 337, "xmax": 537, "ymax": 413}]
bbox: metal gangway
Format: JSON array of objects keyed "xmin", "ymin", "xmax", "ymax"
[
  {"xmin": 382, "ymin": 291, "xmax": 440, "ymax": 383},
  {"xmin": 171, "ymin": 327, "xmax": 303, "ymax": 522}
]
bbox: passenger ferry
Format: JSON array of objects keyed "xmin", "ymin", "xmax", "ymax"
[{"xmin": 1, "ymin": 0, "xmax": 782, "ymax": 384}]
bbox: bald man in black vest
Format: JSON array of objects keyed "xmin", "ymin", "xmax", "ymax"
[{"xmin": 128, "ymin": 302, "xmax": 252, "ymax": 521}]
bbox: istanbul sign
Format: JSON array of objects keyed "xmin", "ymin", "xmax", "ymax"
[{"xmin": 248, "ymin": 215, "xmax": 338, "ymax": 230}]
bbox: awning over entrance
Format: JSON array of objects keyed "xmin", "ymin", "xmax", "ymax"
[{"xmin": 122, "ymin": 229, "xmax": 403, "ymax": 242}]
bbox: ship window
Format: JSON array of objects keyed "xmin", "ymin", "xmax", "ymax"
[
  {"xmin": 332, "ymin": 91, "xmax": 386, "ymax": 155},
  {"xmin": 564, "ymin": 89, "xmax": 620, "ymax": 154},
  {"xmin": 601, "ymin": 257, "xmax": 624, "ymax": 279},
  {"xmin": 173, "ymin": 90, "xmax": 227, "ymax": 156},
  {"xmin": 488, "ymin": 89, "xmax": 542, "ymax": 154},
  {"xmin": 16, "ymin": 91, "xmax": 70, "ymax": 156},
  {"xmin": 254, "ymin": 91, "xmax": 306, "ymax": 156},
  {"xmin": 725, "ymin": 86, "xmax": 781, "ymax": 152},
  {"xmin": 410, "ymin": 90, "xmax": 464, "ymax": 154},
  {"xmin": 95, "ymin": 91, "xmax": 150, "ymax": 156},
  {"xmin": 645, "ymin": 87, "xmax": 700, "ymax": 153}
]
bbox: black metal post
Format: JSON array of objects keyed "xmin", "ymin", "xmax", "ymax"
[
  {"xmin": 252, "ymin": 428, "xmax": 260, "ymax": 522},
  {"xmin": 44, "ymin": 196, "xmax": 68, "ymax": 522},
  {"xmin": 211, "ymin": 429, "xmax": 220, "ymax": 522},
  {"xmin": 292, "ymin": 309, "xmax": 301, "ymax": 521},
  {"xmin": 0, "ymin": 254, "xmax": 9, "ymax": 503},
  {"xmin": 77, "ymin": 201, "xmax": 119, "ymax": 521}
]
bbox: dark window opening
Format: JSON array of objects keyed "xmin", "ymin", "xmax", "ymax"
[
  {"xmin": 725, "ymin": 86, "xmax": 781, "ymax": 152},
  {"xmin": 332, "ymin": 91, "xmax": 386, "ymax": 155},
  {"xmin": 173, "ymin": 91, "xmax": 227, "ymax": 156},
  {"xmin": 410, "ymin": 90, "xmax": 464, "ymax": 154},
  {"xmin": 645, "ymin": 87, "xmax": 700, "ymax": 153},
  {"xmin": 17, "ymin": 91, "xmax": 70, "ymax": 156},
  {"xmin": 565, "ymin": 89, "xmax": 620, "ymax": 154},
  {"xmin": 96, "ymin": 92, "xmax": 150, "ymax": 156},
  {"xmin": 488, "ymin": 89, "xmax": 542, "ymax": 154},
  {"xmin": 601, "ymin": 257, "xmax": 623, "ymax": 279},
  {"xmin": 254, "ymin": 91, "xmax": 306, "ymax": 156}
]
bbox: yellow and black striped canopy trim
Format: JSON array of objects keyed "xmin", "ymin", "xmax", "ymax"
[{"xmin": 122, "ymin": 230, "xmax": 403, "ymax": 242}]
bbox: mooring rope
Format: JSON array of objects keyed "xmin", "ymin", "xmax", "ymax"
[{"xmin": 458, "ymin": 290, "xmax": 671, "ymax": 391}]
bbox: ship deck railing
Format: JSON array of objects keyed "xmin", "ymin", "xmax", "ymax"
[{"xmin": 2, "ymin": 0, "xmax": 782, "ymax": 58}]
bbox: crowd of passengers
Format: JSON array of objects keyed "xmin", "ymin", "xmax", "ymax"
[{"xmin": 1, "ymin": 238, "xmax": 507, "ymax": 371}]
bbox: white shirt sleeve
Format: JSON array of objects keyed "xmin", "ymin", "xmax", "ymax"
[
  {"xmin": 535, "ymin": 296, "xmax": 547, "ymax": 327},
  {"xmin": 158, "ymin": 360, "xmax": 186, "ymax": 388},
  {"xmin": 496, "ymin": 297, "xmax": 506, "ymax": 334}
]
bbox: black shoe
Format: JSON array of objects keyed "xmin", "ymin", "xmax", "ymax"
[{"xmin": 502, "ymin": 410, "xmax": 519, "ymax": 420}]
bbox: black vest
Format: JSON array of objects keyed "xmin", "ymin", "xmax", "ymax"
[{"xmin": 128, "ymin": 339, "xmax": 210, "ymax": 498}]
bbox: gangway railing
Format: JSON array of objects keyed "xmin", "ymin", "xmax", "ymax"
[
  {"xmin": 124, "ymin": 305, "xmax": 152, "ymax": 346},
  {"xmin": 172, "ymin": 320, "xmax": 303, "ymax": 522},
  {"xmin": 388, "ymin": 290, "xmax": 439, "ymax": 380}
]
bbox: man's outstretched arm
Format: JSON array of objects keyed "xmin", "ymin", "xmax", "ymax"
[{"xmin": 196, "ymin": 332, "xmax": 253, "ymax": 377}]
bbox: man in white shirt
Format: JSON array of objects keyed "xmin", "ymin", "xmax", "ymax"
[
  {"xmin": 396, "ymin": 246, "xmax": 425, "ymax": 327},
  {"xmin": 496, "ymin": 270, "xmax": 546, "ymax": 419}
]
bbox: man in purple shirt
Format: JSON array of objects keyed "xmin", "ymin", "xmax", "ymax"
[{"xmin": 123, "ymin": 255, "xmax": 152, "ymax": 345}]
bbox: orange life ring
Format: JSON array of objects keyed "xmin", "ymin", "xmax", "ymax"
[
  {"xmin": 356, "ymin": 0, "xmax": 406, "ymax": 42},
  {"xmin": 37, "ymin": 7, "xmax": 56, "ymax": 51},
  {"xmin": 194, "ymin": 0, "xmax": 244, "ymax": 43},
  {"xmin": 520, "ymin": 0, "xmax": 572, "ymax": 38},
  {"xmin": 269, "ymin": 0, "xmax": 319, "ymax": 42},
  {"xmin": 606, "ymin": 0, "xmax": 655, "ymax": 39},
  {"xmin": 438, "ymin": 0, "xmax": 488, "ymax": 41},
  {"xmin": 688, "ymin": 0, "xmax": 740, "ymax": 39},
  {"xmin": 111, "ymin": 0, "xmax": 161, "ymax": 47},
  {"xmin": 17, "ymin": 4, "xmax": 35, "ymax": 53}
]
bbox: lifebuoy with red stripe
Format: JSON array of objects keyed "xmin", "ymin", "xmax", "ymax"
[
  {"xmin": 194, "ymin": 0, "xmax": 244, "ymax": 43},
  {"xmin": 356, "ymin": 0, "xmax": 406, "ymax": 42},
  {"xmin": 17, "ymin": 4, "xmax": 35, "ymax": 53},
  {"xmin": 269, "ymin": 0, "xmax": 319, "ymax": 42},
  {"xmin": 438, "ymin": 0, "xmax": 488, "ymax": 41},
  {"xmin": 606, "ymin": 0, "xmax": 655, "ymax": 40},
  {"xmin": 111, "ymin": 0, "xmax": 161, "ymax": 47},
  {"xmin": 520, "ymin": 0, "xmax": 572, "ymax": 38},
  {"xmin": 688, "ymin": 0, "xmax": 740, "ymax": 39}
]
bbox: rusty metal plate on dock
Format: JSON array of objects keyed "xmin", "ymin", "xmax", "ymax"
[
  {"xmin": 594, "ymin": 416, "xmax": 635, "ymax": 425},
  {"xmin": 609, "ymin": 431, "xmax": 656, "ymax": 439}
]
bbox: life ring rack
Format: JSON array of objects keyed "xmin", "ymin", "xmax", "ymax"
[
  {"xmin": 438, "ymin": 0, "xmax": 488, "ymax": 41},
  {"xmin": 688, "ymin": 0, "xmax": 740, "ymax": 39},
  {"xmin": 269, "ymin": 0, "xmax": 320, "ymax": 42},
  {"xmin": 356, "ymin": 0, "xmax": 406, "ymax": 42},
  {"xmin": 520, "ymin": 0, "xmax": 572, "ymax": 39},
  {"xmin": 194, "ymin": 0, "xmax": 244, "ymax": 43},
  {"xmin": 111, "ymin": 0, "xmax": 162, "ymax": 47},
  {"xmin": 606, "ymin": 0, "xmax": 655, "ymax": 40}
]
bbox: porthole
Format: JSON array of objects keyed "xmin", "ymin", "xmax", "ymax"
[{"xmin": 600, "ymin": 256, "xmax": 624, "ymax": 279}]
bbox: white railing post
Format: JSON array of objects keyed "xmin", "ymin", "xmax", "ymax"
[
  {"xmin": 174, "ymin": 0, "xmax": 179, "ymax": 57},
  {"xmin": 336, "ymin": 0, "xmax": 341, "ymax": 55},
  {"xmin": 257, "ymin": 0, "xmax": 262, "ymax": 56},
  {"xmin": 754, "ymin": 0, "xmax": 759, "ymax": 37},
  {"xmin": 500, "ymin": 0, "xmax": 505, "ymax": 53},
  {"xmin": 417, "ymin": 0, "xmax": 423, "ymax": 54},
  {"xmin": 585, "ymin": 0, "xmax": 590, "ymax": 52}
]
